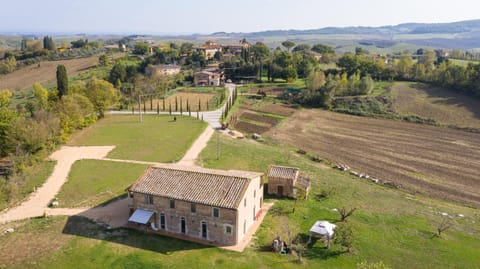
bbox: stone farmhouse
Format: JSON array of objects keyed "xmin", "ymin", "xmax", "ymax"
[
  {"xmin": 267, "ymin": 165, "xmax": 311, "ymax": 199},
  {"xmin": 127, "ymin": 165, "xmax": 265, "ymax": 246},
  {"xmin": 194, "ymin": 70, "xmax": 223, "ymax": 86},
  {"xmin": 193, "ymin": 40, "xmax": 223, "ymax": 60}
]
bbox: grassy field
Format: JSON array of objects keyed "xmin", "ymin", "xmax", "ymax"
[
  {"xmin": 56, "ymin": 160, "xmax": 149, "ymax": 208},
  {"xmin": 0, "ymin": 160, "xmax": 56, "ymax": 212},
  {"xmin": 2, "ymin": 135, "xmax": 479, "ymax": 269},
  {"xmin": 67, "ymin": 115, "xmax": 207, "ymax": 162},
  {"xmin": 390, "ymin": 82, "xmax": 480, "ymax": 129}
]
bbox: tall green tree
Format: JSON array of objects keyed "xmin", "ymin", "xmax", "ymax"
[
  {"xmin": 84, "ymin": 79, "xmax": 119, "ymax": 118},
  {"xmin": 56, "ymin": 65, "xmax": 68, "ymax": 99},
  {"xmin": 32, "ymin": 83, "xmax": 49, "ymax": 110},
  {"xmin": 43, "ymin": 36, "xmax": 56, "ymax": 51},
  {"xmin": 282, "ymin": 40, "xmax": 295, "ymax": 52}
]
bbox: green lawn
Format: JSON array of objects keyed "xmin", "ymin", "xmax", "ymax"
[
  {"xmin": 1, "ymin": 135, "xmax": 479, "ymax": 268},
  {"xmin": 67, "ymin": 115, "xmax": 207, "ymax": 162},
  {"xmin": 56, "ymin": 160, "xmax": 149, "ymax": 207},
  {"xmin": 198, "ymin": 135, "xmax": 480, "ymax": 268}
]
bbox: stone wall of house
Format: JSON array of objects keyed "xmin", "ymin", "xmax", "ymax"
[
  {"xmin": 267, "ymin": 177, "xmax": 296, "ymax": 197},
  {"xmin": 131, "ymin": 193, "xmax": 238, "ymax": 245}
]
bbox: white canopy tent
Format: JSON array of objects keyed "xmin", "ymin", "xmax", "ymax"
[{"xmin": 307, "ymin": 220, "xmax": 336, "ymax": 248}]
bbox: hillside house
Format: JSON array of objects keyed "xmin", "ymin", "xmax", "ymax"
[
  {"xmin": 193, "ymin": 40, "xmax": 223, "ymax": 60},
  {"xmin": 194, "ymin": 70, "xmax": 223, "ymax": 86},
  {"xmin": 127, "ymin": 165, "xmax": 265, "ymax": 246},
  {"xmin": 145, "ymin": 64, "xmax": 181, "ymax": 78},
  {"xmin": 267, "ymin": 165, "xmax": 311, "ymax": 199}
]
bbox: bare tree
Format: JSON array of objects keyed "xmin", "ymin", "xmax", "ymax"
[
  {"xmin": 339, "ymin": 207, "xmax": 357, "ymax": 222},
  {"xmin": 436, "ymin": 217, "xmax": 453, "ymax": 237}
]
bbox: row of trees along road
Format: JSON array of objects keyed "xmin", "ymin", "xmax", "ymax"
[{"xmin": 0, "ymin": 65, "xmax": 119, "ymax": 208}]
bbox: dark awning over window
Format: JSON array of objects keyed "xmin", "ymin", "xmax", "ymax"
[{"xmin": 128, "ymin": 208, "xmax": 154, "ymax": 224}]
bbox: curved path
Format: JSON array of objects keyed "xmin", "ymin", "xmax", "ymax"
[
  {"xmin": 0, "ymin": 84, "xmax": 236, "ymax": 225},
  {"xmin": 0, "ymin": 146, "xmax": 114, "ymax": 224}
]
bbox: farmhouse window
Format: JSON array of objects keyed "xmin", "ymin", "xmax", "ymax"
[
  {"xmin": 191, "ymin": 203, "xmax": 196, "ymax": 213},
  {"xmin": 160, "ymin": 213, "xmax": 166, "ymax": 229},
  {"xmin": 145, "ymin": 195, "xmax": 153, "ymax": 204},
  {"xmin": 225, "ymin": 225, "xmax": 233, "ymax": 235},
  {"xmin": 213, "ymin": 207, "xmax": 220, "ymax": 218},
  {"xmin": 170, "ymin": 199, "xmax": 175, "ymax": 209}
]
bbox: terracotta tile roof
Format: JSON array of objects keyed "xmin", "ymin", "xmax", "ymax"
[
  {"xmin": 129, "ymin": 165, "xmax": 263, "ymax": 209},
  {"xmin": 267, "ymin": 165, "xmax": 299, "ymax": 180}
]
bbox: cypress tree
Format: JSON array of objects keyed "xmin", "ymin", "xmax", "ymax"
[
  {"xmin": 163, "ymin": 98, "xmax": 165, "ymax": 111},
  {"xmin": 198, "ymin": 99, "xmax": 201, "ymax": 111},
  {"xmin": 175, "ymin": 96, "xmax": 178, "ymax": 111},
  {"xmin": 56, "ymin": 65, "xmax": 68, "ymax": 99},
  {"xmin": 169, "ymin": 102, "xmax": 172, "ymax": 115},
  {"xmin": 150, "ymin": 96, "xmax": 153, "ymax": 111},
  {"xmin": 157, "ymin": 102, "xmax": 159, "ymax": 114}
]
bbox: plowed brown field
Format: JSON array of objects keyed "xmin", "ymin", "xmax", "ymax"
[
  {"xmin": 269, "ymin": 109, "xmax": 480, "ymax": 206},
  {"xmin": 0, "ymin": 56, "xmax": 99, "ymax": 91}
]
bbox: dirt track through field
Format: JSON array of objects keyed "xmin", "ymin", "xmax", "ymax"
[
  {"xmin": 0, "ymin": 56, "xmax": 99, "ymax": 90},
  {"xmin": 269, "ymin": 110, "xmax": 480, "ymax": 206}
]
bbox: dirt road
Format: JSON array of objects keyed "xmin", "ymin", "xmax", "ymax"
[{"xmin": 0, "ymin": 146, "xmax": 114, "ymax": 224}]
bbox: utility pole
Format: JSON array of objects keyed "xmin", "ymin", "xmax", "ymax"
[
  {"xmin": 138, "ymin": 95, "xmax": 142, "ymax": 123},
  {"xmin": 216, "ymin": 131, "xmax": 220, "ymax": 160}
]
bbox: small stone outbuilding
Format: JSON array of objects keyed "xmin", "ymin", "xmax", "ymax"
[{"xmin": 267, "ymin": 165, "xmax": 311, "ymax": 199}]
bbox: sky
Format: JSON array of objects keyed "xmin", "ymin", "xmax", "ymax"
[{"xmin": 1, "ymin": 0, "xmax": 480, "ymax": 35}]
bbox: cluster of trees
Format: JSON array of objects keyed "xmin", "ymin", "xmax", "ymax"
[
  {"xmin": 109, "ymin": 61, "xmax": 139, "ymax": 87},
  {"xmin": 70, "ymin": 39, "xmax": 101, "ymax": 49},
  {"xmin": 139, "ymin": 42, "xmax": 207, "ymax": 70},
  {"xmin": 298, "ymin": 71, "xmax": 374, "ymax": 108},
  {"xmin": 336, "ymin": 50, "xmax": 480, "ymax": 97},
  {"xmin": 0, "ymin": 36, "xmax": 104, "ymax": 75},
  {"xmin": 0, "ymin": 56, "xmax": 16, "ymax": 74},
  {"xmin": 1, "ymin": 65, "xmax": 119, "ymax": 173},
  {"xmin": 222, "ymin": 40, "xmax": 336, "ymax": 82},
  {"xmin": 42, "ymin": 36, "xmax": 56, "ymax": 51}
]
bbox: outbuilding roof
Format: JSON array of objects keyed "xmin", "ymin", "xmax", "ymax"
[
  {"xmin": 267, "ymin": 165, "xmax": 299, "ymax": 180},
  {"xmin": 129, "ymin": 165, "xmax": 263, "ymax": 209}
]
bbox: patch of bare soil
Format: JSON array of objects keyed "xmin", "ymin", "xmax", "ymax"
[
  {"xmin": 268, "ymin": 109, "xmax": 480, "ymax": 207},
  {"xmin": 0, "ymin": 56, "xmax": 99, "ymax": 90}
]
